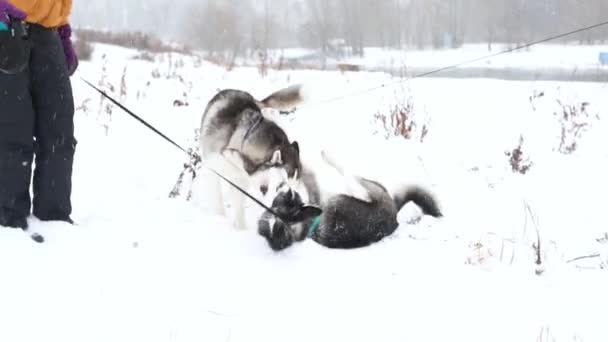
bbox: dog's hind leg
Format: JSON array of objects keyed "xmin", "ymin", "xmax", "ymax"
[{"xmin": 321, "ymin": 150, "xmax": 372, "ymax": 203}]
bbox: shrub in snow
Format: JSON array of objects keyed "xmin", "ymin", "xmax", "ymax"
[
  {"xmin": 203, "ymin": 54, "xmax": 234, "ymax": 70},
  {"xmin": 173, "ymin": 98, "xmax": 189, "ymax": 107},
  {"xmin": 505, "ymin": 135, "xmax": 532, "ymax": 175},
  {"xmin": 95, "ymin": 55, "xmax": 115, "ymax": 135},
  {"xmin": 169, "ymin": 129, "xmax": 201, "ymax": 200},
  {"xmin": 373, "ymin": 88, "xmax": 429, "ymax": 142},
  {"xmin": 75, "ymin": 98, "xmax": 92, "ymax": 116},
  {"xmin": 73, "ymin": 28, "xmax": 189, "ymax": 54},
  {"xmin": 529, "ymin": 88, "xmax": 599, "ymax": 155},
  {"xmin": 119, "ymin": 66, "xmax": 128, "ymax": 103},
  {"xmin": 73, "ymin": 36, "xmax": 94, "ymax": 61},
  {"xmin": 131, "ymin": 51, "xmax": 156, "ymax": 62},
  {"xmin": 337, "ymin": 63, "xmax": 361, "ymax": 73},
  {"xmin": 554, "ymin": 99, "xmax": 594, "ymax": 154},
  {"xmin": 86, "ymin": 61, "xmax": 129, "ymax": 135}
]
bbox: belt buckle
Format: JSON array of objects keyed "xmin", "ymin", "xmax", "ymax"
[{"xmin": 10, "ymin": 18, "xmax": 29, "ymax": 40}]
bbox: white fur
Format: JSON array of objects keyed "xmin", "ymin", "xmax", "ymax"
[
  {"xmin": 194, "ymin": 151, "xmax": 248, "ymax": 230},
  {"xmin": 222, "ymin": 150, "xmax": 271, "ymax": 230},
  {"xmin": 197, "ymin": 153, "xmax": 245, "ymax": 229},
  {"xmin": 256, "ymin": 167, "xmax": 290, "ymax": 203},
  {"xmin": 341, "ymin": 173, "xmax": 372, "ymax": 203},
  {"xmin": 321, "ymin": 150, "xmax": 371, "ymax": 203},
  {"xmin": 191, "ymin": 154, "xmax": 227, "ymax": 216},
  {"xmin": 287, "ymin": 169, "xmax": 299, "ymax": 190},
  {"xmin": 292, "ymin": 222, "xmax": 305, "ymax": 238},
  {"xmin": 267, "ymin": 216, "xmax": 276, "ymax": 235},
  {"xmin": 193, "ymin": 149, "xmax": 296, "ymax": 231},
  {"xmin": 270, "ymin": 150, "xmax": 282, "ymax": 165}
]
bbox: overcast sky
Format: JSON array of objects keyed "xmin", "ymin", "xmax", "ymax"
[{"xmin": 69, "ymin": 0, "xmax": 305, "ymax": 42}]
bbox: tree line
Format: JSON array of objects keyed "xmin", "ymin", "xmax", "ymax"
[{"xmin": 72, "ymin": 0, "xmax": 608, "ymax": 57}]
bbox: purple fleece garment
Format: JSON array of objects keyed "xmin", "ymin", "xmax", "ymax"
[
  {"xmin": 57, "ymin": 23, "xmax": 78, "ymax": 76},
  {"xmin": 0, "ymin": 0, "xmax": 26, "ymax": 26}
]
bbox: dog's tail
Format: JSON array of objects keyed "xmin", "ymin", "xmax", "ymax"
[
  {"xmin": 393, "ymin": 186, "xmax": 442, "ymax": 218},
  {"xmin": 258, "ymin": 84, "xmax": 307, "ymax": 112}
]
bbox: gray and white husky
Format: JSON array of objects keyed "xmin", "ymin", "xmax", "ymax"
[
  {"xmin": 257, "ymin": 151, "xmax": 443, "ymax": 251},
  {"xmin": 196, "ymin": 84, "xmax": 305, "ymax": 230}
]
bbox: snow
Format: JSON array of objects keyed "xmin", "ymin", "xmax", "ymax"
[
  {"xmin": 346, "ymin": 43, "xmax": 608, "ymax": 70},
  {"xmin": 1, "ymin": 43, "xmax": 608, "ymax": 342},
  {"xmin": 239, "ymin": 43, "xmax": 608, "ymax": 71}
]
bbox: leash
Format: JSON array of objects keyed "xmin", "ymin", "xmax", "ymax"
[{"xmin": 81, "ymin": 77, "xmax": 287, "ymax": 222}]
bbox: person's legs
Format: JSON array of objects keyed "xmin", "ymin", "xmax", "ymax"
[
  {"xmin": 28, "ymin": 24, "xmax": 76, "ymax": 223},
  {"xmin": 0, "ymin": 63, "xmax": 35, "ymax": 229}
]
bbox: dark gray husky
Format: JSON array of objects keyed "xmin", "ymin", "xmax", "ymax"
[
  {"xmin": 198, "ymin": 84, "xmax": 305, "ymax": 230},
  {"xmin": 257, "ymin": 151, "xmax": 442, "ymax": 250}
]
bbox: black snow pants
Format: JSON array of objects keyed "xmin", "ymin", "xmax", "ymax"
[{"xmin": 0, "ymin": 23, "xmax": 76, "ymax": 228}]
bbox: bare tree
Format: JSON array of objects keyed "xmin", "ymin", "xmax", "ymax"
[
  {"xmin": 72, "ymin": 0, "xmax": 608, "ymax": 56},
  {"xmin": 299, "ymin": 0, "xmax": 338, "ymax": 67},
  {"xmin": 183, "ymin": 0, "xmax": 249, "ymax": 60}
]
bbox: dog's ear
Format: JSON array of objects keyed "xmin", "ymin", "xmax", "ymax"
[
  {"xmin": 270, "ymin": 150, "xmax": 283, "ymax": 165},
  {"xmin": 293, "ymin": 205, "xmax": 322, "ymax": 223},
  {"xmin": 291, "ymin": 141, "xmax": 300, "ymax": 155}
]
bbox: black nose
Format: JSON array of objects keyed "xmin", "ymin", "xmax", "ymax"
[{"xmin": 260, "ymin": 184, "xmax": 269, "ymax": 195}]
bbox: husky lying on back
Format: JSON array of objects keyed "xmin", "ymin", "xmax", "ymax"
[
  {"xmin": 257, "ymin": 151, "xmax": 443, "ymax": 251},
  {"xmin": 197, "ymin": 85, "xmax": 305, "ymax": 229}
]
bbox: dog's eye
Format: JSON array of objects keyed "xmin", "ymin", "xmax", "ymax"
[{"xmin": 275, "ymin": 181, "xmax": 287, "ymax": 192}]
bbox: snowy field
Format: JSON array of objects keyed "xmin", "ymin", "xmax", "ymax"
[
  {"xmin": 1, "ymin": 43, "xmax": 608, "ymax": 342},
  {"xmin": 241, "ymin": 43, "xmax": 608, "ymax": 71},
  {"xmin": 347, "ymin": 43, "xmax": 608, "ymax": 70}
]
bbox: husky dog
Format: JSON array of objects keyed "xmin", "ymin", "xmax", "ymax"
[
  {"xmin": 257, "ymin": 151, "xmax": 442, "ymax": 250},
  {"xmin": 197, "ymin": 84, "xmax": 305, "ymax": 229}
]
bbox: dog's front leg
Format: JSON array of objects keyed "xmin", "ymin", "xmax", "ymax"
[
  {"xmin": 223, "ymin": 176, "xmax": 248, "ymax": 230},
  {"xmin": 193, "ymin": 154, "xmax": 227, "ymax": 216},
  {"xmin": 231, "ymin": 189, "xmax": 248, "ymax": 230},
  {"xmin": 221, "ymin": 149, "xmax": 250, "ymax": 230}
]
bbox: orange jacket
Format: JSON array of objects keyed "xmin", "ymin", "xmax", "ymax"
[{"xmin": 8, "ymin": 0, "xmax": 72, "ymax": 28}]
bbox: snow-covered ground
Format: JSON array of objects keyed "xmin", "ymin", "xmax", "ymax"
[
  {"xmin": 1, "ymin": 43, "xmax": 608, "ymax": 342},
  {"xmin": 347, "ymin": 43, "xmax": 608, "ymax": 70},
  {"xmin": 242, "ymin": 43, "xmax": 608, "ymax": 71}
]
